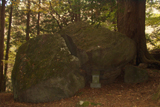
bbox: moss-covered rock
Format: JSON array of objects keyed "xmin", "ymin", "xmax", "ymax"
[
  {"xmin": 60, "ymin": 22, "xmax": 136, "ymax": 83},
  {"xmin": 12, "ymin": 33, "xmax": 85, "ymax": 103},
  {"xmin": 124, "ymin": 65, "xmax": 148, "ymax": 83}
]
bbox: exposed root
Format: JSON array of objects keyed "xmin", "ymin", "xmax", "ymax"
[{"xmin": 141, "ymin": 50, "xmax": 160, "ymax": 69}]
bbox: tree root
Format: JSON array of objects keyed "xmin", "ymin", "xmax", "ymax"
[{"xmin": 141, "ymin": 50, "xmax": 160, "ymax": 69}]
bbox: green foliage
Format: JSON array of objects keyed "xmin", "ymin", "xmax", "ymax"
[
  {"xmin": 77, "ymin": 100, "xmax": 102, "ymax": 106},
  {"xmin": 146, "ymin": 0, "xmax": 160, "ymax": 49},
  {"xmin": 5, "ymin": 0, "xmax": 117, "ymax": 41}
]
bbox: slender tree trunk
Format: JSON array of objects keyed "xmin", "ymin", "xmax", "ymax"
[
  {"xmin": 4, "ymin": 2, "xmax": 13, "ymax": 91},
  {"xmin": 68, "ymin": 0, "xmax": 74, "ymax": 22},
  {"xmin": 26, "ymin": 0, "xmax": 30, "ymax": 41},
  {"xmin": 74, "ymin": 0, "xmax": 81, "ymax": 22},
  {"xmin": 49, "ymin": 1, "xmax": 62, "ymax": 29},
  {"xmin": 37, "ymin": 0, "xmax": 41, "ymax": 36},
  {"xmin": 0, "ymin": 0, "xmax": 5, "ymax": 92}
]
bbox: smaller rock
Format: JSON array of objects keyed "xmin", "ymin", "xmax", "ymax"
[
  {"xmin": 138, "ymin": 63, "xmax": 148, "ymax": 69},
  {"xmin": 100, "ymin": 69, "xmax": 122, "ymax": 83},
  {"xmin": 124, "ymin": 65, "xmax": 148, "ymax": 83}
]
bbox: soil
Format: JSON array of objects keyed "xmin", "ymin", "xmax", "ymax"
[{"xmin": 1, "ymin": 69, "xmax": 160, "ymax": 107}]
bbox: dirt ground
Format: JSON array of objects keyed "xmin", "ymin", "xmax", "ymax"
[{"xmin": 0, "ymin": 69, "xmax": 160, "ymax": 107}]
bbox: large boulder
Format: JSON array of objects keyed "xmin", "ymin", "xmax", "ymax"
[
  {"xmin": 12, "ymin": 33, "xmax": 85, "ymax": 103},
  {"xmin": 60, "ymin": 22, "xmax": 136, "ymax": 83}
]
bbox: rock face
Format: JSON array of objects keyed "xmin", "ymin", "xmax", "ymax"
[
  {"xmin": 12, "ymin": 22, "xmax": 137, "ymax": 103},
  {"xmin": 60, "ymin": 22, "xmax": 136, "ymax": 83},
  {"xmin": 124, "ymin": 65, "xmax": 148, "ymax": 83},
  {"xmin": 12, "ymin": 33, "xmax": 85, "ymax": 103}
]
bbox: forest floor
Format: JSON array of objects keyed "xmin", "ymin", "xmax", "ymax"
[{"xmin": 1, "ymin": 69, "xmax": 160, "ymax": 107}]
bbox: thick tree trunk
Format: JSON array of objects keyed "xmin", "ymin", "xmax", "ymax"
[
  {"xmin": 26, "ymin": 0, "xmax": 30, "ymax": 41},
  {"xmin": 4, "ymin": 2, "xmax": 13, "ymax": 91},
  {"xmin": 0, "ymin": 0, "xmax": 5, "ymax": 92},
  {"xmin": 123, "ymin": 0, "xmax": 159, "ymax": 65}
]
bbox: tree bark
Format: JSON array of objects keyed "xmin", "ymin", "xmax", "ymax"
[
  {"xmin": 37, "ymin": 0, "xmax": 41, "ymax": 36},
  {"xmin": 117, "ymin": 0, "xmax": 125, "ymax": 34},
  {"xmin": 0, "ymin": 0, "xmax": 5, "ymax": 92},
  {"xmin": 26, "ymin": 0, "xmax": 30, "ymax": 41},
  {"xmin": 74, "ymin": 0, "xmax": 81, "ymax": 22},
  {"xmin": 123, "ymin": 0, "xmax": 159, "ymax": 65}
]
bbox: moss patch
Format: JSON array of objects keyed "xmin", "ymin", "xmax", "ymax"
[
  {"xmin": 124, "ymin": 65, "xmax": 148, "ymax": 83},
  {"xmin": 60, "ymin": 22, "xmax": 136, "ymax": 70},
  {"xmin": 77, "ymin": 101, "xmax": 102, "ymax": 106},
  {"xmin": 60, "ymin": 22, "xmax": 128, "ymax": 51},
  {"xmin": 12, "ymin": 34, "xmax": 76, "ymax": 92}
]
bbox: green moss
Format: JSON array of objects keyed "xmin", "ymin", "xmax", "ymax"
[
  {"xmin": 81, "ymin": 101, "xmax": 90, "ymax": 106},
  {"xmin": 124, "ymin": 65, "xmax": 148, "ymax": 83},
  {"xmin": 60, "ymin": 22, "xmax": 127, "ymax": 51},
  {"xmin": 12, "ymin": 34, "xmax": 75, "ymax": 92},
  {"xmin": 77, "ymin": 101, "xmax": 102, "ymax": 106},
  {"xmin": 60, "ymin": 22, "xmax": 136, "ymax": 72}
]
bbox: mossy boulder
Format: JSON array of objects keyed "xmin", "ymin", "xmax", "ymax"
[
  {"xmin": 124, "ymin": 65, "xmax": 148, "ymax": 83},
  {"xmin": 60, "ymin": 22, "xmax": 136, "ymax": 83},
  {"xmin": 12, "ymin": 33, "xmax": 85, "ymax": 103}
]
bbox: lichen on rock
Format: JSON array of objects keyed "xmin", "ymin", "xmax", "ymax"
[
  {"xmin": 60, "ymin": 22, "xmax": 136, "ymax": 83},
  {"xmin": 12, "ymin": 33, "xmax": 85, "ymax": 103},
  {"xmin": 12, "ymin": 21, "xmax": 137, "ymax": 103},
  {"xmin": 124, "ymin": 65, "xmax": 148, "ymax": 83}
]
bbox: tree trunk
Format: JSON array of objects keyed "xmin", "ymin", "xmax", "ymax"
[
  {"xmin": 123, "ymin": 0, "xmax": 159, "ymax": 65},
  {"xmin": 37, "ymin": 0, "xmax": 41, "ymax": 36},
  {"xmin": 0, "ymin": 0, "xmax": 5, "ymax": 92},
  {"xmin": 117, "ymin": 0, "xmax": 125, "ymax": 34},
  {"xmin": 26, "ymin": 0, "xmax": 30, "ymax": 41},
  {"xmin": 74, "ymin": 0, "xmax": 81, "ymax": 22},
  {"xmin": 4, "ymin": 2, "xmax": 13, "ymax": 91}
]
